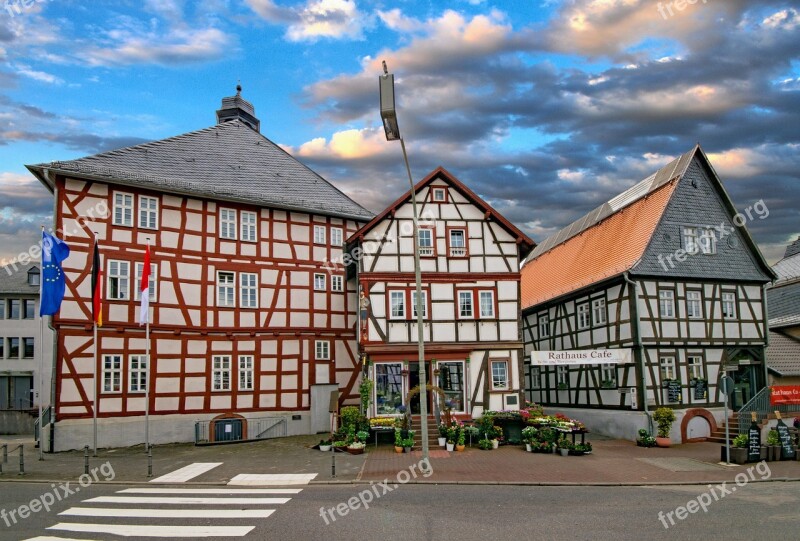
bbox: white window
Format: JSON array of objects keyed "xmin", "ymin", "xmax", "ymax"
[
  {"xmin": 538, "ymin": 314, "xmax": 550, "ymax": 338},
  {"xmin": 113, "ymin": 193, "xmax": 133, "ymax": 227},
  {"xmin": 432, "ymin": 188, "xmax": 446, "ymax": 202},
  {"xmin": 592, "ymin": 298, "xmax": 607, "ymax": 325},
  {"xmin": 107, "ymin": 260, "xmax": 130, "ymax": 300},
  {"xmin": 212, "ymin": 355, "xmax": 231, "ymax": 391},
  {"xmin": 688, "ymin": 355, "xmax": 703, "ymax": 380},
  {"xmin": 682, "ymin": 227, "xmax": 698, "ymax": 254},
  {"xmin": 449, "ymin": 229, "xmax": 466, "ymax": 257},
  {"xmin": 313, "ymin": 273, "xmax": 326, "ymax": 291},
  {"xmin": 390, "ymin": 291, "xmax": 405, "ymax": 319},
  {"xmin": 490, "ymin": 360, "xmax": 509, "ymax": 390},
  {"xmin": 556, "ymin": 366, "xmax": 568, "ymax": 386},
  {"xmin": 102, "ymin": 355, "xmax": 122, "ymax": 393},
  {"xmin": 129, "ymin": 355, "xmax": 148, "ymax": 393},
  {"xmin": 699, "ymin": 228, "xmax": 716, "ymax": 254},
  {"xmin": 138, "ymin": 196, "xmax": 159, "ymax": 229},
  {"xmin": 314, "ymin": 225, "xmax": 326, "ymax": 244},
  {"xmin": 418, "ymin": 229, "xmax": 433, "ymax": 256},
  {"xmin": 659, "ymin": 290, "xmax": 675, "ymax": 318},
  {"xmin": 721, "ymin": 292, "xmax": 736, "ymax": 319},
  {"xmin": 479, "ymin": 291, "xmax": 495, "ymax": 318},
  {"xmin": 686, "ymin": 291, "xmax": 702, "ymax": 319},
  {"xmin": 458, "ymin": 291, "xmax": 473, "ymax": 318},
  {"xmin": 240, "ymin": 272, "xmax": 258, "ymax": 308},
  {"xmin": 331, "ymin": 275, "xmax": 343, "ymax": 292},
  {"xmin": 601, "ymin": 363, "xmax": 616, "ymax": 387},
  {"xmin": 217, "ymin": 271, "xmax": 235, "ymax": 307},
  {"xmin": 331, "ymin": 227, "xmax": 343, "ymax": 247},
  {"xmin": 241, "ymin": 211, "xmax": 257, "ymax": 242},
  {"xmin": 220, "ymin": 208, "xmax": 237, "ymax": 240},
  {"xmin": 530, "ymin": 366, "xmax": 541, "ymax": 389},
  {"xmin": 315, "ymin": 340, "xmax": 330, "ymax": 360},
  {"xmin": 577, "ymin": 303, "xmax": 590, "ymax": 329},
  {"xmin": 238, "ymin": 355, "xmax": 254, "ymax": 391},
  {"xmin": 411, "ymin": 290, "xmax": 428, "ymax": 319},
  {"xmin": 660, "ymin": 355, "xmax": 676, "ymax": 381},
  {"xmin": 134, "ymin": 262, "xmax": 157, "ymax": 302}
]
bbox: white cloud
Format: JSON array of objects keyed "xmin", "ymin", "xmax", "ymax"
[
  {"xmin": 12, "ymin": 64, "xmax": 63, "ymax": 85},
  {"xmin": 247, "ymin": 0, "xmax": 367, "ymax": 41},
  {"xmin": 81, "ymin": 27, "xmax": 232, "ymax": 66},
  {"xmin": 286, "ymin": 127, "xmax": 388, "ymax": 160}
]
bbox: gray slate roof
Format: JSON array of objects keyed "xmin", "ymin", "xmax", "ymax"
[
  {"xmin": 773, "ymin": 252, "xmax": 800, "ymax": 284},
  {"xmin": 27, "ymin": 120, "xmax": 374, "ymax": 222},
  {"xmin": 767, "ymin": 331, "xmax": 800, "ymax": 377},
  {"xmin": 0, "ymin": 263, "xmax": 39, "ymax": 296},
  {"xmin": 768, "ymin": 280, "xmax": 800, "ymax": 329},
  {"xmin": 785, "ymin": 237, "xmax": 800, "ymax": 259}
]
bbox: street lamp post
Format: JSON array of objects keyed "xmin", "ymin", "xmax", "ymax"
[{"xmin": 379, "ymin": 61, "xmax": 430, "ymax": 465}]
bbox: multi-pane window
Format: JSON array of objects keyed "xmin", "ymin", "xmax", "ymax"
[
  {"xmin": 411, "ymin": 290, "xmax": 428, "ymax": 319},
  {"xmin": 592, "ymin": 298, "xmax": 607, "ymax": 325},
  {"xmin": 9, "ymin": 299, "xmax": 20, "ymax": 319},
  {"xmin": 390, "ymin": 291, "xmax": 405, "ymax": 319},
  {"xmin": 217, "ymin": 271, "xmax": 235, "ymax": 307},
  {"xmin": 538, "ymin": 314, "xmax": 550, "ymax": 338},
  {"xmin": 490, "ymin": 360, "xmax": 509, "ymax": 390},
  {"xmin": 331, "ymin": 227, "xmax": 343, "ymax": 247},
  {"xmin": 238, "ymin": 355, "xmax": 254, "ymax": 391},
  {"xmin": 601, "ymin": 363, "xmax": 616, "ymax": 387},
  {"xmin": 682, "ymin": 227, "xmax": 698, "ymax": 254},
  {"xmin": 107, "ymin": 260, "xmax": 130, "ymax": 300},
  {"xmin": 530, "ymin": 366, "xmax": 541, "ymax": 389},
  {"xmin": 686, "ymin": 291, "xmax": 702, "ymax": 319},
  {"xmin": 659, "ymin": 355, "xmax": 676, "ymax": 381},
  {"xmin": 241, "ymin": 211, "xmax": 257, "ymax": 242},
  {"xmin": 331, "ymin": 275, "xmax": 343, "ymax": 292},
  {"xmin": 458, "ymin": 291, "xmax": 473, "ymax": 318},
  {"xmin": 688, "ymin": 355, "xmax": 703, "ymax": 380},
  {"xmin": 240, "ymin": 272, "xmax": 258, "ymax": 308},
  {"xmin": 449, "ymin": 229, "xmax": 466, "ymax": 257},
  {"xmin": 139, "ymin": 196, "xmax": 159, "ymax": 229},
  {"xmin": 721, "ymin": 292, "xmax": 736, "ymax": 319},
  {"xmin": 479, "ymin": 291, "xmax": 495, "ymax": 318},
  {"xmin": 22, "ymin": 337, "xmax": 34, "ymax": 358},
  {"xmin": 212, "ymin": 356, "xmax": 231, "ymax": 391},
  {"xmin": 577, "ymin": 303, "xmax": 590, "ymax": 329},
  {"xmin": 313, "ymin": 273, "xmax": 326, "ymax": 291},
  {"xmin": 659, "ymin": 290, "xmax": 675, "ymax": 318},
  {"xmin": 8, "ymin": 338, "xmax": 19, "ymax": 358},
  {"xmin": 27, "ymin": 269, "xmax": 40, "ymax": 287},
  {"xmin": 699, "ymin": 228, "xmax": 716, "ymax": 254},
  {"xmin": 135, "ymin": 263, "xmax": 157, "ymax": 302},
  {"xmin": 314, "ymin": 225, "xmax": 326, "ymax": 244},
  {"xmin": 432, "ymin": 188, "xmax": 446, "ymax": 202},
  {"xmin": 129, "ymin": 355, "xmax": 148, "ymax": 392},
  {"xmin": 220, "ymin": 208, "xmax": 237, "ymax": 240},
  {"xmin": 22, "ymin": 299, "xmax": 35, "ymax": 319},
  {"xmin": 315, "ymin": 340, "xmax": 330, "ymax": 360},
  {"xmin": 418, "ymin": 229, "xmax": 434, "ymax": 256},
  {"xmin": 113, "ymin": 193, "xmax": 133, "ymax": 227},
  {"xmin": 375, "ymin": 363, "xmax": 404, "ymax": 415},
  {"xmin": 556, "ymin": 366, "xmax": 568, "ymax": 386},
  {"xmin": 103, "ymin": 355, "xmax": 122, "ymax": 393}
]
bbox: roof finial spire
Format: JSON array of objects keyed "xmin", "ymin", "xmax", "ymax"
[{"xmin": 236, "ymin": 81, "xmax": 242, "ymax": 96}]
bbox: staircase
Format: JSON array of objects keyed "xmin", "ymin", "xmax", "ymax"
[
  {"xmin": 708, "ymin": 413, "xmax": 738, "ymax": 444},
  {"xmin": 410, "ymin": 416, "xmax": 440, "ymax": 450}
]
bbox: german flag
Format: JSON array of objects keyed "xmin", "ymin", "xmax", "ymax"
[{"xmin": 91, "ymin": 240, "xmax": 103, "ymax": 327}]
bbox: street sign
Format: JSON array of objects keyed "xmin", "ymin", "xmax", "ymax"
[{"xmin": 721, "ymin": 376, "xmax": 734, "ymax": 396}]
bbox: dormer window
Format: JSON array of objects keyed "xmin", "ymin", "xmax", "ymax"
[
  {"xmin": 431, "ymin": 188, "xmax": 447, "ymax": 203},
  {"xmin": 27, "ymin": 267, "xmax": 40, "ymax": 287}
]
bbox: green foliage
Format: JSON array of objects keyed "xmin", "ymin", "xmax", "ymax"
[
  {"xmin": 359, "ymin": 378, "xmax": 374, "ymax": 415},
  {"xmin": 574, "ymin": 442, "xmax": 592, "ymax": 453},
  {"xmin": 637, "ymin": 428, "xmax": 656, "ymax": 447},
  {"xmin": 732, "ymin": 434, "xmax": 749, "ymax": 448},
  {"xmin": 478, "ymin": 439, "xmax": 493, "ymax": 450},
  {"xmin": 400, "ymin": 437, "xmax": 415, "ymax": 448},
  {"xmin": 340, "ymin": 405, "xmax": 368, "ymax": 435},
  {"xmin": 521, "ymin": 426, "xmax": 539, "ymax": 443},
  {"xmin": 356, "ymin": 430, "xmax": 370, "ymax": 443},
  {"xmin": 556, "ymin": 437, "xmax": 574, "ymax": 450},
  {"xmin": 766, "ymin": 429, "xmax": 781, "ymax": 446},
  {"xmin": 653, "ymin": 407, "xmax": 676, "ymax": 438},
  {"xmin": 457, "ymin": 430, "xmax": 465, "ymax": 446}
]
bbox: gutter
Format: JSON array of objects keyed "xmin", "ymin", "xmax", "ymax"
[{"xmin": 623, "ymin": 272, "xmax": 653, "ymax": 435}]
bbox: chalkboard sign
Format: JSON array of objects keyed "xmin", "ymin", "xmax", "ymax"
[
  {"xmin": 667, "ymin": 381, "xmax": 682, "ymax": 403},
  {"xmin": 776, "ymin": 420, "xmax": 796, "ymax": 460},
  {"xmin": 694, "ymin": 380, "xmax": 707, "ymax": 400},
  {"xmin": 747, "ymin": 421, "xmax": 761, "ymax": 463}
]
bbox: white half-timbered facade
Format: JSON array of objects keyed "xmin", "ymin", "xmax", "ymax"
[
  {"xmin": 27, "ymin": 90, "xmax": 374, "ymax": 450},
  {"xmin": 346, "ymin": 168, "xmax": 535, "ymax": 419},
  {"xmin": 521, "ymin": 146, "xmax": 776, "ymax": 443}
]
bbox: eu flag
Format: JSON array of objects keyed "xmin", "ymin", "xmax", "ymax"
[{"xmin": 40, "ymin": 231, "xmax": 71, "ymax": 316}]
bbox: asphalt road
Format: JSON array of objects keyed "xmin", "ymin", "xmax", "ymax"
[{"xmin": 0, "ymin": 481, "xmax": 798, "ymax": 540}]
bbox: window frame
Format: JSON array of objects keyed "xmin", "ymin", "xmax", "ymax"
[
  {"xmin": 238, "ymin": 355, "xmax": 254, "ymax": 391},
  {"xmin": 538, "ymin": 313, "xmax": 550, "ymax": 338},
  {"xmin": 478, "ymin": 290, "xmax": 496, "ymax": 319},
  {"xmin": 107, "ymin": 260, "xmax": 130, "ymax": 301},
  {"xmin": 592, "ymin": 298, "xmax": 607, "ymax": 326},
  {"xmin": 490, "ymin": 360, "xmax": 509, "ymax": 390},
  {"xmin": 530, "ymin": 366, "xmax": 541, "ymax": 389},
  {"xmin": 315, "ymin": 340, "xmax": 330, "ymax": 361},
  {"xmin": 134, "ymin": 262, "xmax": 158, "ymax": 302},
  {"xmin": 129, "ymin": 355, "xmax": 148, "ymax": 393},
  {"xmin": 457, "ymin": 290, "xmax": 474, "ymax": 319},
  {"xmin": 389, "ymin": 290, "xmax": 406, "ymax": 320},
  {"xmin": 212, "ymin": 355, "xmax": 232, "ymax": 391},
  {"xmin": 240, "ymin": 210, "xmax": 258, "ymax": 243},
  {"xmin": 8, "ymin": 337, "xmax": 19, "ymax": 358},
  {"xmin": 313, "ymin": 273, "xmax": 326, "ymax": 292},
  {"xmin": 240, "ymin": 272, "xmax": 259, "ymax": 309},
  {"xmin": 411, "ymin": 290, "xmax": 428, "ymax": 320},
  {"xmin": 417, "ymin": 226, "xmax": 435, "ymax": 257},
  {"xmin": 217, "ymin": 271, "xmax": 236, "ymax": 308},
  {"xmin": 721, "ymin": 291, "xmax": 737, "ymax": 319},
  {"xmin": 113, "ymin": 192, "xmax": 134, "ymax": 227},
  {"xmin": 331, "ymin": 275, "xmax": 344, "ymax": 293},
  {"xmin": 659, "ymin": 289, "xmax": 675, "ymax": 319},
  {"xmin": 688, "ymin": 355, "xmax": 704, "ymax": 380},
  {"xmin": 138, "ymin": 195, "xmax": 159, "ymax": 230},
  {"xmin": 659, "ymin": 355, "xmax": 677, "ymax": 381},
  {"xmin": 313, "ymin": 224, "xmax": 327, "ymax": 245},
  {"xmin": 102, "ymin": 354, "xmax": 122, "ymax": 394},
  {"xmin": 556, "ymin": 366, "xmax": 568, "ymax": 387},
  {"xmin": 219, "ymin": 208, "xmax": 238, "ymax": 240},
  {"xmin": 577, "ymin": 302, "xmax": 590, "ymax": 330},
  {"xmin": 446, "ymin": 227, "xmax": 468, "ymax": 258},
  {"xmin": 430, "ymin": 187, "xmax": 448, "ymax": 203},
  {"xmin": 22, "ymin": 337, "xmax": 34, "ymax": 359},
  {"xmin": 682, "ymin": 226, "xmax": 699, "ymax": 255},
  {"xmin": 600, "ymin": 363, "xmax": 617, "ymax": 387},
  {"xmin": 686, "ymin": 290, "xmax": 703, "ymax": 319},
  {"xmin": 22, "ymin": 299, "xmax": 35, "ymax": 319},
  {"xmin": 330, "ymin": 227, "xmax": 343, "ymax": 247},
  {"xmin": 699, "ymin": 227, "xmax": 716, "ymax": 255}
]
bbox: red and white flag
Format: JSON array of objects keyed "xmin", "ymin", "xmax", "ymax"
[{"xmin": 139, "ymin": 245, "xmax": 151, "ymax": 326}]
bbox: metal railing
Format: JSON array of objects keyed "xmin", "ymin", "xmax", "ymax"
[
  {"xmin": 738, "ymin": 387, "xmax": 800, "ymax": 433},
  {"xmin": 194, "ymin": 417, "xmax": 287, "ymax": 444}
]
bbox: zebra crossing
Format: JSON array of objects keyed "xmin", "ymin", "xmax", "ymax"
[{"xmin": 23, "ymin": 465, "xmax": 318, "ymax": 540}]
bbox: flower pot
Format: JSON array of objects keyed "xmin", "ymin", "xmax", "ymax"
[
  {"xmin": 346, "ymin": 447, "xmax": 364, "ymax": 455},
  {"xmin": 559, "ymin": 448, "xmax": 569, "ymax": 457},
  {"xmin": 760, "ymin": 446, "xmax": 769, "ymax": 461},
  {"xmin": 456, "ymin": 444, "xmax": 465, "ymax": 452},
  {"xmin": 404, "ymin": 447, "xmax": 413, "ymax": 453},
  {"xmin": 438, "ymin": 437, "xmax": 447, "ymax": 447},
  {"xmin": 446, "ymin": 442, "xmax": 455, "ymax": 452},
  {"xmin": 525, "ymin": 443, "xmax": 532, "ymax": 452},
  {"xmin": 394, "ymin": 446, "xmax": 403, "ymax": 454},
  {"xmin": 655, "ymin": 437, "xmax": 671, "ymax": 448},
  {"xmin": 730, "ymin": 447, "xmax": 748, "ymax": 465},
  {"xmin": 771, "ymin": 446, "xmax": 781, "ymax": 462},
  {"xmin": 492, "ymin": 440, "xmax": 499, "ymax": 449},
  {"xmin": 319, "ymin": 445, "xmax": 332, "ymax": 452}
]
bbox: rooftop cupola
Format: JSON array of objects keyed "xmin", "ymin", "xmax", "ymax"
[{"xmin": 216, "ymin": 84, "xmax": 260, "ymax": 132}]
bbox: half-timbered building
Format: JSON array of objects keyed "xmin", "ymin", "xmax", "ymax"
[
  {"xmin": 521, "ymin": 146, "xmax": 776, "ymax": 442},
  {"xmin": 26, "ymin": 89, "xmax": 374, "ymax": 450},
  {"xmin": 766, "ymin": 237, "xmax": 800, "ymax": 385},
  {"xmin": 346, "ymin": 168, "xmax": 535, "ymax": 420}
]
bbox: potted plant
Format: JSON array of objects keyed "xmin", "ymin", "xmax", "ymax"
[
  {"xmin": 394, "ymin": 430, "xmax": 404, "ymax": 453},
  {"xmin": 319, "ymin": 438, "xmax": 332, "ymax": 452},
  {"xmin": 636, "ymin": 428, "xmax": 657, "ymax": 448},
  {"xmin": 446, "ymin": 424, "xmax": 459, "ymax": 452},
  {"xmin": 653, "ymin": 407, "xmax": 676, "ymax": 447},
  {"xmin": 730, "ymin": 434, "xmax": 748, "ymax": 465},
  {"xmin": 347, "ymin": 441, "xmax": 366, "ymax": 455},
  {"xmin": 478, "ymin": 438, "xmax": 493, "ymax": 450},
  {"xmin": 766, "ymin": 428, "xmax": 781, "ymax": 461},
  {"xmin": 401, "ymin": 437, "xmax": 415, "ymax": 453},
  {"xmin": 572, "ymin": 442, "xmax": 592, "ymax": 455},
  {"xmin": 557, "ymin": 437, "xmax": 573, "ymax": 457},
  {"xmin": 438, "ymin": 423, "xmax": 448, "ymax": 447},
  {"xmin": 456, "ymin": 429, "xmax": 466, "ymax": 451},
  {"xmin": 521, "ymin": 426, "xmax": 538, "ymax": 452}
]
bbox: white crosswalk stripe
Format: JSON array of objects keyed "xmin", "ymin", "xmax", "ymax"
[
  {"xmin": 228, "ymin": 473, "xmax": 318, "ymax": 486},
  {"xmin": 47, "ymin": 523, "xmax": 255, "ymax": 537},
  {"xmin": 149, "ymin": 462, "xmax": 222, "ymax": 483},
  {"xmin": 59, "ymin": 507, "xmax": 276, "ymax": 519}
]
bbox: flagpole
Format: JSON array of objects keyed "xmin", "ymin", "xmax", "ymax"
[
  {"xmin": 38, "ymin": 226, "xmax": 45, "ymax": 461},
  {"xmin": 145, "ymin": 238, "xmax": 151, "ymax": 452},
  {"xmin": 93, "ymin": 232, "xmax": 98, "ymax": 457}
]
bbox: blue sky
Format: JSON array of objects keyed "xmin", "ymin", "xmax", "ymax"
[{"xmin": 1, "ymin": 0, "xmax": 798, "ymax": 264}]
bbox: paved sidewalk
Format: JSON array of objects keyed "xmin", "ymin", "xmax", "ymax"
[{"xmin": 1, "ymin": 433, "xmax": 797, "ymax": 486}]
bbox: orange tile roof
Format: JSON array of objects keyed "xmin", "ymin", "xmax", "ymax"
[{"xmin": 521, "ymin": 179, "xmax": 678, "ymax": 309}]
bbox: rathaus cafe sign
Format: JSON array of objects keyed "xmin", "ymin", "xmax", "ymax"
[{"xmin": 530, "ymin": 349, "xmax": 633, "ymax": 365}]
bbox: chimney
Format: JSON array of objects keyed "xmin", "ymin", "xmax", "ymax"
[{"xmin": 216, "ymin": 84, "xmax": 260, "ymax": 132}]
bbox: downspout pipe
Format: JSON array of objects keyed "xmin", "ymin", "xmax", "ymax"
[{"xmin": 623, "ymin": 272, "xmax": 653, "ymax": 435}]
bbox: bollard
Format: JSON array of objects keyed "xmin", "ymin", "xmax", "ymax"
[
  {"xmin": 331, "ymin": 452, "xmax": 336, "ymax": 478},
  {"xmin": 84, "ymin": 445, "xmax": 89, "ymax": 476},
  {"xmin": 18, "ymin": 445, "xmax": 24, "ymax": 475},
  {"xmin": 147, "ymin": 445, "xmax": 153, "ymax": 478}
]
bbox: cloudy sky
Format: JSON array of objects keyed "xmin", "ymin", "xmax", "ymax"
[{"xmin": 1, "ymin": 0, "xmax": 798, "ymax": 266}]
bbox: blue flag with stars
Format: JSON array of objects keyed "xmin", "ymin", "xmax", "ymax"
[{"xmin": 40, "ymin": 231, "xmax": 71, "ymax": 316}]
